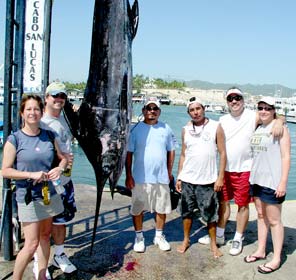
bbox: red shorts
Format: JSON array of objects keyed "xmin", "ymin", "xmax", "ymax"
[{"xmin": 220, "ymin": 171, "xmax": 251, "ymax": 207}]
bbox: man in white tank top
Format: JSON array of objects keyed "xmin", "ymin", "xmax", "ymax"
[{"xmin": 176, "ymin": 97, "xmax": 226, "ymax": 258}]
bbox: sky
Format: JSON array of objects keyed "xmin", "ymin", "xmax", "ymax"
[{"xmin": 1, "ymin": 0, "xmax": 296, "ymax": 89}]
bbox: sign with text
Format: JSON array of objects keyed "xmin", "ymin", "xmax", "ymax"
[{"xmin": 23, "ymin": 0, "xmax": 46, "ymax": 93}]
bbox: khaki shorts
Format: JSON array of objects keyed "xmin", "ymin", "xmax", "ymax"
[
  {"xmin": 18, "ymin": 194, "xmax": 64, "ymax": 222},
  {"xmin": 130, "ymin": 183, "xmax": 172, "ymax": 215}
]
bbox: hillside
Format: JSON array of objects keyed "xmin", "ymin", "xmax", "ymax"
[{"xmin": 186, "ymin": 80, "xmax": 296, "ymax": 97}]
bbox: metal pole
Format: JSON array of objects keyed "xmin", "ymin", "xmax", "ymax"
[
  {"xmin": 13, "ymin": 0, "xmax": 26, "ymax": 130},
  {"xmin": 2, "ymin": 0, "xmax": 15, "ymax": 261},
  {"xmin": 43, "ymin": 0, "xmax": 53, "ymax": 91}
]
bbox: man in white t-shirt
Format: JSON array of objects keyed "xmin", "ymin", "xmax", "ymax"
[
  {"xmin": 198, "ymin": 87, "xmax": 284, "ymax": 256},
  {"xmin": 34, "ymin": 82, "xmax": 77, "ymax": 279}
]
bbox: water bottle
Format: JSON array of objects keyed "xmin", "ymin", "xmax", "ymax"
[{"xmin": 52, "ymin": 178, "xmax": 65, "ymax": 194}]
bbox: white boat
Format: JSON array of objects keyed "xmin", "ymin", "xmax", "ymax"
[
  {"xmin": 159, "ymin": 95, "xmax": 171, "ymax": 105},
  {"xmin": 132, "ymin": 93, "xmax": 145, "ymax": 104},
  {"xmin": 286, "ymin": 116, "xmax": 296, "ymax": 124},
  {"xmin": 205, "ymin": 103, "xmax": 226, "ymax": 114},
  {"xmin": 205, "ymin": 104, "xmax": 215, "ymax": 112}
]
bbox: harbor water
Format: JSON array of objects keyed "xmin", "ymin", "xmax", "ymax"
[{"xmin": 1, "ymin": 104, "xmax": 295, "ymax": 200}]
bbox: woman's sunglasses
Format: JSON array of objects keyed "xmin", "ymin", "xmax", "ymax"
[{"xmin": 257, "ymin": 106, "xmax": 274, "ymax": 111}]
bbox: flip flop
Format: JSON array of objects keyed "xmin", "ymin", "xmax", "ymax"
[
  {"xmin": 244, "ymin": 255, "xmax": 266, "ymax": 263},
  {"xmin": 257, "ymin": 263, "xmax": 279, "ymax": 274}
]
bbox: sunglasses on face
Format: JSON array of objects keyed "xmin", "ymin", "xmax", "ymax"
[
  {"xmin": 257, "ymin": 106, "xmax": 274, "ymax": 111},
  {"xmin": 52, "ymin": 93, "xmax": 67, "ymax": 99},
  {"xmin": 145, "ymin": 106, "xmax": 159, "ymax": 111},
  {"xmin": 226, "ymin": 95, "xmax": 243, "ymax": 102}
]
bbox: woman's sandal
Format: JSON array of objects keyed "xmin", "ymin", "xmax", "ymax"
[{"xmin": 244, "ymin": 255, "xmax": 266, "ymax": 263}]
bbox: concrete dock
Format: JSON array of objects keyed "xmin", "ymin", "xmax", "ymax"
[{"xmin": 1, "ymin": 183, "xmax": 296, "ymax": 279}]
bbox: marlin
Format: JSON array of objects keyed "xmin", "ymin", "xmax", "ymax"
[{"xmin": 63, "ymin": 0, "xmax": 138, "ymax": 253}]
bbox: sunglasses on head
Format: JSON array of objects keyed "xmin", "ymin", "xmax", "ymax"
[
  {"xmin": 257, "ymin": 106, "xmax": 274, "ymax": 111},
  {"xmin": 145, "ymin": 106, "xmax": 159, "ymax": 111},
  {"xmin": 189, "ymin": 97, "xmax": 197, "ymax": 102},
  {"xmin": 52, "ymin": 93, "xmax": 67, "ymax": 99},
  {"xmin": 226, "ymin": 95, "xmax": 243, "ymax": 102}
]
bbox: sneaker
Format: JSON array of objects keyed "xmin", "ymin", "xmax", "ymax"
[
  {"xmin": 52, "ymin": 253, "xmax": 77, "ymax": 273},
  {"xmin": 198, "ymin": 234, "xmax": 225, "ymax": 245},
  {"xmin": 133, "ymin": 237, "xmax": 145, "ymax": 253},
  {"xmin": 153, "ymin": 235, "xmax": 171, "ymax": 251},
  {"xmin": 33, "ymin": 260, "xmax": 51, "ymax": 280},
  {"xmin": 229, "ymin": 239, "xmax": 243, "ymax": 256}
]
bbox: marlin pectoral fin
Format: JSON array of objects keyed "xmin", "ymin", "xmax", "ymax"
[
  {"xmin": 108, "ymin": 177, "xmax": 116, "ymax": 199},
  {"xmin": 114, "ymin": 184, "xmax": 132, "ymax": 197},
  {"xmin": 63, "ymin": 100, "xmax": 80, "ymax": 140}
]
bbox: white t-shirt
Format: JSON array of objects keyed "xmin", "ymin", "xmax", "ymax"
[
  {"xmin": 40, "ymin": 112, "xmax": 73, "ymax": 184},
  {"xmin": 219, "ymin": 109, "xmax": 256, "ymax": 172},
  {"xmin": 178, "ymin": 119, "xmax": 219, "ymax": 185}
]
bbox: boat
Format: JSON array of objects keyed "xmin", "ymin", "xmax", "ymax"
[
  {"xmin": 287, "ymin": 117, "xmax": 296, "ymax": 124},
  {"xmin": 205, "ymin": 103, "xmax": 227, "ymax": 114},
  {"xmin": 132, "ymin": 93, "xmax": 145, "ymax": 104},
  {"xmin": 286, "ymin": 111, "xmax": 296, "ymax": 124},
  {"xmin": 159, "ymin": 95, "xmax": 171, "ymax": 105}
]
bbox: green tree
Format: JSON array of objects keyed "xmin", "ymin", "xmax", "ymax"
[{"xmin": 133, "ymin": 74, "xmax": 146, "ymax": 92}]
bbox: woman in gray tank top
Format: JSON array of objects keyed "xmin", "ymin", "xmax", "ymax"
[
  {"xmin": 245, "ymin": 97, "xmax": 290, "ymax": 274},
  {"xmin": 1, "ymin": 95, "xmax": 68, "ymax": 280}
]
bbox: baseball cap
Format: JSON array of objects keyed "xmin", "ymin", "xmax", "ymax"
[
  {"xmin": 258, "ymin": 96, "xmax": 275, "ymax": 107},
  {"xmin": 144, "ymin": 96, "xmax": 160, "ymax": 108},
  {"xmin": 187, "ymin": 96, "xmax": 203, "ymax": 108},
  {"xmin": 46, "ymin": 82, "xmax": 67, "ymax": 96},
  {"xmin": 225, "ymin": 87, "xmax": 244, "ymax": 98}
]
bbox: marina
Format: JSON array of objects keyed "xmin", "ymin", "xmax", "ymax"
[{"xmin": 0, "ymin": 101, "xmax": 296, "ymax": 199}]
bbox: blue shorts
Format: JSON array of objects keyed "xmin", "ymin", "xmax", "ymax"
[
  {"xmin": 53, "ymin": 180, "xmax": 77, "ymax": 224},
  {"xmin": 250, "ymin": 184, "xmax": 285, "ymax": 205}
]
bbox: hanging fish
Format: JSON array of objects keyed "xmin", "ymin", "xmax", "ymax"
[{"xmin": 63, "ymin": 0, "xmax": 138, "ymax": 254}]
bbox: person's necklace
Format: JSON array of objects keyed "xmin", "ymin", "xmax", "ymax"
[{"xmin": 190, "ymin": 118, "xmax": 208, "ymax": 137}]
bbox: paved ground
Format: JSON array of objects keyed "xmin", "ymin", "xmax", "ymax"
[{"xmin": 1, "ymin": 183, "xmax": 296, "ymax": 280}]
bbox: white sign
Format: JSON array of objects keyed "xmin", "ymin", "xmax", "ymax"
[{"xmin": 23, "ymin": 0, "xmax": 46, "ymax": 93}]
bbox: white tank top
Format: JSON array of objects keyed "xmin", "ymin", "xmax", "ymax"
[
  {"xmin": 249, "ymin": 121, "xmax": 282, "ymax": 190},
  {"xmin": 178, "ymin": 119, "xmax": 219, "ymax": 184},
  {"xmin": 219, "ymin": 109, "xmax": 256, "ymax": 172}
]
